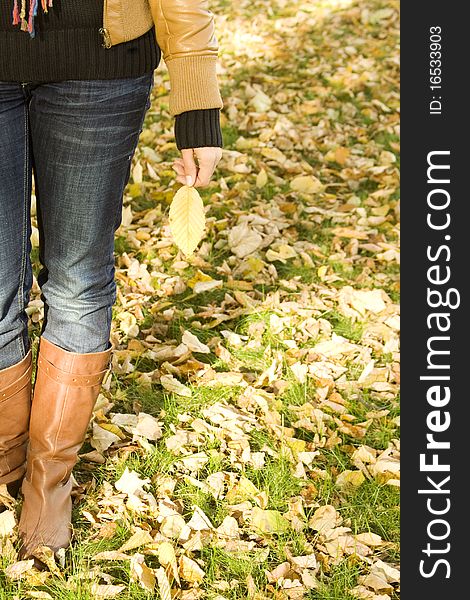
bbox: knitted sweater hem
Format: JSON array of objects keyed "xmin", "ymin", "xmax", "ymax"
[{"xmin": 0, "ymin": 26, "xmax": 160, "ymax": 82}]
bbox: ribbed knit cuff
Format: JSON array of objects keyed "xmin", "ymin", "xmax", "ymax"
[
  {"xmin": 166, "ymin": 54, "xmax": 224, "ymax": 116},
  {"xmin": 174, "ymin": 108, "xmax": 223, "ymax": 150}
]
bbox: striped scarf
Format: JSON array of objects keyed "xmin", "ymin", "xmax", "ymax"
[{"xmin": 12, "ymin": 0, "xmax": 53, "ymax": 37}]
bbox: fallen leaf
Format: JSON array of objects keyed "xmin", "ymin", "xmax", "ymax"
[
  {"xmin": 91, "ymin": 423, "xmax": 121, "ymax": 453},
  {"xmin": 182, "ymin": 330, "xmax": 210, "ymax": 354},
  {"xmin": 228, "ymin": 223, "xmax": 263, "ymax": 258},
  {"xmin": 0, "ymin": 509, "xmax": 16, "ymax": 537},
  {"xmin": 179, "ymin": 555, "xmax": 205, "ymax": 583},
  {"xmin": 90, "ymin": 584, "xmax": 126, "ymax": 598},
  {"xmin": 155, "ymin": 567, "xmax": 172, "ymax": 600},
  {"xmin": 251, "ymin": 507, "xmax": 290, "ymax": 534},
  {"xmin": 130, "ymin": 553, "xmax": 156, "ymax": 592},
  {"xmin": 4, "ymin": 560, "xmax": 35, "ymax": 581},
  {"xmin": 290, "ymin": 175, "xmax": 324, "ymax": 194},
  {"xmin": 336, "ymin": 470, "xmax": 366, "ymax": 491},
  {"xmin": 114, "ymin": 468, "xmax": 151, "ymax": 497},
  {"xmin": 309, "ymin": 505, "xmax": 341, "ymax": 535},
  {"xmin": 118, "ymin": 528, "xmax": 153, "ymax": 552},
  {"xmin": 160, "ymin": 374, "xmax": 192, "ymax": 397}
]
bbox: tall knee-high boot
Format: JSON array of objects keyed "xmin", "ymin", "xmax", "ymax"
[
  {"xmin": 18, "ymin": 336, "xmax": 112, "ymax": 560},
  {"xmin": 0, "ymin": 349, "xmax": 33, "ymax": 506}
]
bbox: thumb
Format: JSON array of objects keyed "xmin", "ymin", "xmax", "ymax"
[{"xmin": 181, "ymin": 149, "xmax": 198, "ymax": 186}]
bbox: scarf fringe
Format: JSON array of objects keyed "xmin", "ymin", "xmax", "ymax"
[{"xmin": 12, "ymin": 0, "xmax": 53, "ymax": 38}]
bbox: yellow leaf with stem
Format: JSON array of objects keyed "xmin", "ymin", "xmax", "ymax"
[{"xmin": 169, "ymin": 185, "xmax": 206, "ymax": 257}]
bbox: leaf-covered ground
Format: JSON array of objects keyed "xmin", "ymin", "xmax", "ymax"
[{"xmin": 1, "ymin": 0, "xmax": 400, "ymax": 598}]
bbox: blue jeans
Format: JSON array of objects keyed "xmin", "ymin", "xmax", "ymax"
[{"xmin": 0, "ymin": 72, "xmax": 154, "ymax": 370}]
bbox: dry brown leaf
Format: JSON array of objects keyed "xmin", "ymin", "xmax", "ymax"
[
  {"xmin": 130, "ymin": 553, "xmax": 156, "ymax": 592},
  {"xmin": 4, "ymin": 559, "xmax": 35, "ymax": 581},
  {"xmin": 251, "ymin": 507, "xmax": 290, "ymax": 534},
  {"xmin": 160, "ymin": 374, "xmax": 192, "ymax": 397},
  {"xmin": 179, "ymin": 555, "xmax": 205, "ymax": 583},
  {"xmin": 309, "ymin": 505, "xmax": 342, "ymax": 535},
  {"xmin": 155, "ymin": 567, "xmax": 172, "ymax": 600},
  {"xmin": 118, "ymin": 528, "xmax": 153, "ymax": 552},
  {"xmin": 90, "ymin": 583, "xmax": 126, "ymax": 598}
]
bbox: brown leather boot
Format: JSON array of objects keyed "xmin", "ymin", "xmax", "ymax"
[
  {"xmin": 18, "ymin": 336, "xmax": 112, "ymax": 560},
  {"xmin": 0, "ymin": 349, "xmax": 33, "ymax": 507}
]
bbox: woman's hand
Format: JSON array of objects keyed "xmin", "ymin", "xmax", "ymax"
[{"xmin": 172, "ymin": 147, "xmax": 223, "ymax": 188}]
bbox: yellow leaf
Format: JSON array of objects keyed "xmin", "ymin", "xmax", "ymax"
[
  {"xmin": 336, "ymin": 469, "xmax": 366, "ymax": 491},
  {"xmin": 286, "ymin": 437, "xmax": 306, "ymax": 455},
  {"xmin": 334, "ymin": 147, "xmax": 350, "ymax": 165},
  {"xmin": 127, "ymin": 183, "xmax": 142, "ymax": 198},
  {"xmin": 290, "ymin": 175, "xmax": 324, "ymax": 194},
  {"xmin": 27, "ymin": 546, "xmax": 62, "ymax": 576},
  {"xmin": 261, "ymin": 147, "xmax": 288, "ymax": 164},
  {"xmin": 160, "ymin": 374, "xmax": 192, "ymax": 397},
  {"xmin": 251, "ymin": 507, "xmax": 290, "ymax": 534},
  {"xmin": 118, "ymin": 528, "xmax": 153, "ymax": 553},
  {"xmin": 130, "ymin": 553, "xmax": 155, "ymax": 592},
  {"xmin": 225, "ymin": 476, "xmax": 260, "ymax": 503},
  {"xmin": 99, "ymin": 422, "xmax": 126, "ymax": 440},
  {"xmin": 187, "ymin": 270, "xmax": 214, "ymax": 290},
  {"xmin": 179, "ymin": 555, "xmax": 205, "ymax": 583},
  {"xmin": 317, "ymin": 265, "xmax": 328, "ymax": 281},
  {"xmin": 265, "ymin": 243, "xmax": 298, "ymax": 263},
  {"xmin": 169, "ymin": 185, "xmax": 206, "ymax": 257},
  {"xmin": 155, "ymin": 567, "xmax": 172, "ymax": 600},
  {"xmin": 90, "ymin": 423, "xmax": 121, "ymax": 453},
  {"xmin": 256, "ymin": 168, "xmax": 268, "ymax": 187},
  {"xmin": 157, "ymin": 542, "xmax": 176, "ymax": 567}
]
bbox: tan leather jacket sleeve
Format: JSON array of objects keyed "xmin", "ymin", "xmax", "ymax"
[{"xmin": 148, "ymin": 0, "xmax": 224, "ymax": 117}]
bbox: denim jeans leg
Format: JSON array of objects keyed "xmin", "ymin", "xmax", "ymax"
[
  {"xmin": 28, "ymin": 72, "xmax": 154, "ymax": 353},
  {"xmin": 0, "ymin": 83, "xmax": 33, "ymax": 369}
]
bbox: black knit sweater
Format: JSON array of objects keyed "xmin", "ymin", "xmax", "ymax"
[{"xmin": 0, "ymin": 0, "xmax": 223, "ymax": 150}]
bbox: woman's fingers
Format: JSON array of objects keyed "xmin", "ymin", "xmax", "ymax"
[{"xmin": 172, "ymin": 147, "xmax": 222, "ymax": 188}]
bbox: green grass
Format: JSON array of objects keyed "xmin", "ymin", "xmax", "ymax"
[
  {"xmin": 245, "ymin": 456, "xmax": 304, "ymax": 512},
  {"xmin": 221, "ymin": 124, "xmax": 240, "ymax": 148},
  {"xmin": 323, "ymin": 310, "xmax": 364, "ymax": 343},
  {"xmin": 201, "ymin": 546, "xmax": 267, "ymax": 598},
  {"xmin": 308, "ymin": 560, "xmax": 364, "ymax": 600},
  {"xmin": 339, "ymin": 481, "xmax": 400, "ymax": 560},
  {"xmin": 115, "ymin": 235, "xmax": 134, "ymax": 255}
]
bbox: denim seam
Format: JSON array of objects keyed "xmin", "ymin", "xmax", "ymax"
[
  {"xmin": 17, "ymin": 101, "xmax": 29, "ymax": 359},
  {"xmin": 108, "ymin": 74, "xmax": 153, "ymax": 342},
  {"xmin": 135, "ymin": 73, "xmax": 154, "ymax": 155}
]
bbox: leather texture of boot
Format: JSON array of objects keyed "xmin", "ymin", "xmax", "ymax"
[
  {"xmin": 18, "ymin": 336, "xmax": 112, "ymax": 560},
  {"xmin": 0, "ymin": 349, "xmax": 33, "ymax": 507}
]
